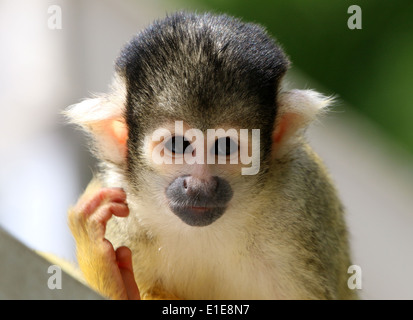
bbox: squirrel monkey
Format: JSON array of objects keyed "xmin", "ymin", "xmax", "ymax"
[{"xmin": 66, "ymin": 12, "xmax": 356, "ymax": 300}]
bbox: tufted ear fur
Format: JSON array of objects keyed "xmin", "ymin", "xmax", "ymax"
[
  {"xmin": 272, "ymin": 89, "xmax": 333, "ymax": 158},
  {"xmin": 64, "ymin": 76, "xmax": 128, "ymax": 164}
]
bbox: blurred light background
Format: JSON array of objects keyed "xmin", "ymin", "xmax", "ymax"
[{"xmin": 0, "ymin": 0, "xmax": 412, "ymax": 299}]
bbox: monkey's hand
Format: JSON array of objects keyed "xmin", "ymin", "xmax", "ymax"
[{"xmin": 68, "ymin": 180, "xmax": 140, "ymax": 300}]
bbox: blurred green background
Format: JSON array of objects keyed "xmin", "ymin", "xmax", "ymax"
[{"xmin": 184, "ymin": 0, "xmax": 413, "ymax": 154}]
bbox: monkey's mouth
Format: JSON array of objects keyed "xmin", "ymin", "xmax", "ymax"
[{"xmin": 168, "ymin": 204, "xmax": 227, "ymax": 227}]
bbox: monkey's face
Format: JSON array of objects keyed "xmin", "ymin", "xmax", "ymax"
[
  {"xmin": 133, "ymin": 120, "xmax": 263, "ymax": 227},
  {"xmin": 66, "ymin": 12, "xmax": 332, "ymax": 232}
]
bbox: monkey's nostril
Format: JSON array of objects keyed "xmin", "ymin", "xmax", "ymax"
[{"xmin": 183, "ymin": 178, "xmax": 188, "ymax": 190}]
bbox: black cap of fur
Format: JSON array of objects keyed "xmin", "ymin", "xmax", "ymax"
[{"xmin": 116, "ymin": 12, "xmax": 289, "ymax": 130}]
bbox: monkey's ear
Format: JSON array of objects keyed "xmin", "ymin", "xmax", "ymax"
[
  {"xmin": 64, "ymin": 96, "xmax": 128, "ymax": 164},
  {"xmin": 272, "ymin": 89, "xmax": 332, "ymax": 158}
]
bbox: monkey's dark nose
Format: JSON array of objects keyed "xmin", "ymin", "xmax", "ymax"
[{"xmin": 166, "ymin": 175, "xmax": 233, "ymax": 226}]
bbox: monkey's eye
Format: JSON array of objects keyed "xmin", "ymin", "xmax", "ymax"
[
  {"xmin": 165, "ymin": 136, "xmax": 193, "ymax": 154},
  {"xmin": 213, "ymin": 137, "xmax": 238, "ymax": 157}
]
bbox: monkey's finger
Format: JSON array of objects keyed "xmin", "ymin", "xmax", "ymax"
[
  {"xmin": 86, "ymin": 203, "xmax": 129, "ymax": 239},
  {"xmin": 77, "ymin": 188, "xmax": 127, "ymax": 218},
  {"xmin": 97, "ymin": 202, "xmax": 130, "ymax": 221},
  {"xmin": 116, "ymin": 246, "xmax": 140, "ymax": 300}
]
